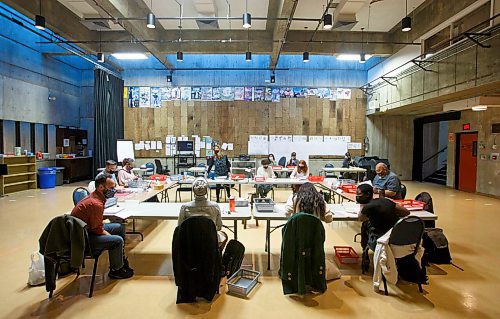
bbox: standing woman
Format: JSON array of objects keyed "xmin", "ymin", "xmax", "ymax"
[
  {"xmin": 290, "ymin": 160, "xmax": 309, "ymax": 179},
  {"xmin": 207, "ymin": 145, "xmax": 231, "ymax": 202}
]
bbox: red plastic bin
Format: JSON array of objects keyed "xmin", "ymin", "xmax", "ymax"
[
  {"xmin": 148, "ymin": 174, "xmax": 168, "ymax": 181},
  {"xmin": 334, "ymin": 246, "xmax": 359, "ymax": 264},
  {"xmin": 391, "ymin": 199, "xmax": 425, "ymax": 210},
  {"xmin": 340, "ymin": 184, "xmax": 357, "ymax": 193},
  {"xmin": 308, "ymin": 176, "xmax": 325, "ymax": 182},
  {"xmin": 231, "ymin": 173, "xmax": 245, "ymax": 180}
]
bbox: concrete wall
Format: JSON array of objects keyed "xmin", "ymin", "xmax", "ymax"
[
  {"xmin": 365, "ymin": 115, "xmax": 414, "ymax": 180},
  {"xmin": 446, "ymin": 108, "xmax": 500, "ymax": 197}
]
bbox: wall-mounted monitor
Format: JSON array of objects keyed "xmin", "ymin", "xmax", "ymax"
[{"xmin": 177, "ymin": 141, "xmax": 194, "ymax": 154}]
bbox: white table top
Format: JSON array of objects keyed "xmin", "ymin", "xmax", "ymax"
[
  {"xmin": 252, "ymin": 203, "xmax": 437, "ymax": 221},
  {"xmin": 104, "ymin": 202, "xmax": 252, "ymax": 221},
  {"xmin": 248, "ymin": 178, "xmax": 310, "ymax": 185},
  {"xmin": 322, "ymin": 167, "xmax": 367, "ymax": 173},
  {"xmin": 187, "ymin": 167, "xmax": 207, "ymax": 173}
]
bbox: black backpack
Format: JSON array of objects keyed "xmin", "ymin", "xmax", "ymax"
[
  {"xmin": 222, "ymin": 240, "xmax": 245, "ymax": 277},
  {"xmin": 422, "ymin": 228, "xmax": 452, "ymax": 264}
]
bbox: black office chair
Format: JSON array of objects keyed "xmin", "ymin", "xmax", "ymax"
[
  {"xmin": 400, "ymin": 183, "xmax": 407, "ymax": 199},
  {"xmin": 154, "ymin": 159, "xmax": 170, "ymax": 175},
  {"xmin": 73, "ymin": 187, "xmax": 90, "ymax": 206},
  {"xmin": 278, "ymin": 157, "xmax": 286, "ymax": 167},
  {"xmin": 381, "ymin": 216, "xmax": 426, "ymax": 296}
]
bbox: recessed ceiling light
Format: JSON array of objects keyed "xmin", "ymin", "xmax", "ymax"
[{"xmin": 111, "ymin": 53, "xmax": 148, "ymax": 60}]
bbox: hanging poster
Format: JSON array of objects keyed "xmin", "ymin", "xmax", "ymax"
[
  {"xmin": 181, "ymin": 87, "xmax": 191, "ymax": 101},
  {"xmin": 151, "ymin": 87, "xmax": 161, "ymax": 107},
  {"xmin": 293, "ymin": 87, "xmax": 307, "ymax": 98},
  {"xmin": 244, "ymin": 86, "xmax": 253, "ymax": 101},
  {"xmin": 160, "ymin": 87, "xmax": 171, "ymax": 101},
  {"xmin": 139, "ymin": 87, "xmax": 151, "ymax": 107},
  {"xmin": 336, "ymin": 88, "xmax": 352, "ymax": 100},
  {"xmin": 220, "ymin": 87, "xmax": 235, "ymax": 101},
  {"xmin": 279, "ymin": 87, "xmax": 293, "ymax": 98},
  {"xmin": 329, "ymin": 88, "xmax": 337, "ymax": 101},
  {"xmin": 307, "ymin": 88, "xmax": 318, "ymax": 96},
  {"xmin": 271, "ymin": 88, "xmax": 281, "ymax": 102},
  {"xmin": 212, "ymin": 87, "xmax": 221, "ymax": 100},
  {"xmin": 201, "ymin": 87, "xmax": 213, "ymax": 101},
  {"xmin": 191, "ymin": 87, "xmax": 201, "ymax": 100},
  {"xmin": 317, "ymin": 88, "xmax": 331, "ymax": 99},
  {"xmin": 128, "ymin": 86, "xmax": 140, "ymax": 107},
  {"xmin": 234, "ymin": 87, "xmax": 245, "ymax": 100},
  {"xmin": 171, "ymin": 87, "xmax": 181, "ymax": 100},
  {"xmin": 254, "ymin": 87, "xmax": 265, "ymax": 101},
  {"xmin": 264, "ymin": 87, "xmax": 272, "ymax": 102}
]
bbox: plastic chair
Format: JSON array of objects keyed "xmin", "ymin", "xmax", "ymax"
[
  {"xmin": 73, "ymin": 187, "xmax": 90, "ymax": 206},
  {"xmin": 144, "ymin": 162, "xmax": 154, "ymax": 176},
  {"xmin": 400, "ymin": 183, "xmax": 407, "ymax": 199},
  {"xmin": 323, "ymin": 163, "xmax": 337, "ymax": 178},
  {"xmin": 278, "ymin": 157, "xmax": 286, "ymax": 167},
  {"xmin": 382, "ymin": 216, "xmax": 426, "ymax": 296},
  {"xmin": 43, "ymin": 215, "xmax": 103, "ymax": 298},
  {"xmin": 415, "ymin": 192, "xmax": 435, "ymax": 228},
  {"xmin": 154, "ymin": 159, "xmax": 170, "ymax": 175},
  {"xmin": 176, "ymin": 172, "xmax": 194, "ymax": 202},
  {"xmin": 207, "ymin": 171, "xmax": 227, "ymax": 202}
]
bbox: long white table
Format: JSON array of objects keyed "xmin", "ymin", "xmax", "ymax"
[
  {"xmin": 320, "ymin": 166, "xmax": 367, "ymax": 182},
  {"xmin": 104, "ymin": 202, "xmax": 251, "ymax": 240},
  {"xmin": 253, "ymin": 203, "xmax": 438, "ymax": 270}
]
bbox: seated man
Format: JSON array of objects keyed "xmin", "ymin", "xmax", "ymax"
[
  {"xmin": 373, "ymin": 163, "xmax": 402, "ymax": 199},
  {"xmin": 117, "ymin": 158, "xmax": 138, "ymax": 187},
  {"xmin": 255, "ymin": 159, "xmax": 274, "ymax": 198},
  {"xmin": 95, "ymin": 160, "xmax": 123, "ymax": 190},
  {"xmin": 356, "ymin": 184, "xmax": 410, "ymax": 252},
  {"xmin": 71, "ymin": 174, "xmax": 133, "ymax": 279},
  {"xmin": 178, "ymin": 177, "xmax": 228, "ymax": 249}
]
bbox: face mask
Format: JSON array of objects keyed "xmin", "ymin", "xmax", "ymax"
[
  {"xmin": 104, "ymin": 188, "xmax": 116, "ymax": 199},
  {"xmin": 106, "ymin": 169, "xmax": 115, "ymax": 174},
  {"xmin": 356, "ymin": 195, "xmax": 370, "ymax": 204},
  {"xmin": 298, "ymin": 166, "xmax": 305, "ymax": 169},
  {"xmin": 269, "ymin": 157, "xmax": 273, "ymax": 160},
  {"xmin": 263, "ymin": 166, "xmax": 268, "ymax": 169},
  {"xmin": 214, "ymin": 150, "xmax": 220, "ymax": 154}
]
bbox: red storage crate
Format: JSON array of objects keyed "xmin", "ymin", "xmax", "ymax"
[
  {"xmin": 231, "ymin": 173, "xmax": 245, "ymax": 180},
  {"xmin": 308, "ymin": 175, "xmax": 324, "ymax": 182},
  {"xmin": 286, "ymin": 166, "xmax": 296, "ymax": 169},
  {"xmin": 334, "ymin": 246, "xmax": 359, "ymax": 264},
  {"xmin": 391, "ymin": 199, "xmax": 425, "ymax": 210},
  {"xmin": 340, "ymin": 184, "xmax": 357, "ymax": 193},
  {"xmin": 148, "ymin": 174, "xmax": 167, "ymax": 181}
]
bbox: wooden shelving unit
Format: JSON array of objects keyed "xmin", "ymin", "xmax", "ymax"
[{"xmin": 0, "ymin": 156, "xmax": 37, "ymax": 196}]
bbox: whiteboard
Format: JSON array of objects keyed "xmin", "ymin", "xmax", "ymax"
[
  {"xmin": 248, "ymin": 140, "xmax": 269, "ymax": 155},
  {"xmin": 268, "ymin": 140, "xmax": 347, "ymax": 164},
  {"xmin": 117, "ymin": 140, "xmax": 135, "ymax": 162}
]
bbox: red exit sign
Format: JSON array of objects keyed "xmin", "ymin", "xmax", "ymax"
[{"xmin": 463, "ymin": 123, "xmax": 471, "ymax": 130}]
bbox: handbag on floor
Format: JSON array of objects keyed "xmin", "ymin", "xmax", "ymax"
[
  {"xmin": 28, "ymin": 251, "xmax": 45, "ymax": 286},
  {"xmin": 222, "ymin": 240, "xmax": 245, "ymax": 277}
]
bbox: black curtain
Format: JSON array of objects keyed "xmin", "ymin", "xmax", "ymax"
[{"xmin": 93, "ymin": 69, "xmax": 124, "ymax": 175}]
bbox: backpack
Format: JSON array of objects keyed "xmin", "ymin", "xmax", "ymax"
[
  {"xmin": 214, "ymin": 156, "xmax": 228, "ymax": 176},
  {"xmin": 222, "ymin": 239, "xmax": 245, "ymax": 277},
  {"xmin": 422, "ymin": 228, "xmax": 452, "ymax": 264}
]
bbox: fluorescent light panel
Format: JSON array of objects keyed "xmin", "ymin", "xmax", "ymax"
[
  {"xmin": 111, "ymin": 53, "xmax": 148, "ymax": 60},
  {"xmin": 337, "ymin": 54, "xmax": 372, "ymax": 61},
  {"xmin": 472, "ymin": 105, "xmax": 487, "ymax": 111}
]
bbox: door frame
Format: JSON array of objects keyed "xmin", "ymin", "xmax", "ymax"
[{"xmin": 454, "ymin": 131, "xmax": 478, "ymax": 190}]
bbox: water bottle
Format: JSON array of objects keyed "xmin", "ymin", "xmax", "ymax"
[{"xmin": 229, "ymin": 196, "xmax": 235, "ymax": 212}]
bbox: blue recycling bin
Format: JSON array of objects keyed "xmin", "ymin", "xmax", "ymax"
[{"xmin": 38, "ymin": 167, "xmax": 56, "ymax": 189}]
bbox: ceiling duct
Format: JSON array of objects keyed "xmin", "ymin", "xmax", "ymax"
[
  {"xmin": 332, "ymin": 14, "xmax": 357, "ymax": 31},
  {"xmin": 193, "ymin": 0, "xmax": 219, "ymax": 29}
]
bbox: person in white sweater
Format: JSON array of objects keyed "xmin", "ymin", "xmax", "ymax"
[
  {"xmin": 290, "ymin": 160, "xmax": 309, "ymax": 179},
  {"xmin": 255, "ymin": 159, "xmax": 274, "ymax": 198}
]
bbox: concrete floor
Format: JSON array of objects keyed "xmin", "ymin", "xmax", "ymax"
[{"xmin": 0, "ymin": 181, "xmax": 499, "ymax": 318}]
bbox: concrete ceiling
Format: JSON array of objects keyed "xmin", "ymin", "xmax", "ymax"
[{"xmin": 1, "ymin": 0, "xmax": 475, "ymax": 71}]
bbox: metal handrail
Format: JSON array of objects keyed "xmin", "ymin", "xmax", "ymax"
[{"xmin": 422, "ymin": 146, "xmax": 448, "ymax": 164}]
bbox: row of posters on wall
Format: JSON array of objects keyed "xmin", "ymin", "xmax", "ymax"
[{"xmin": 125, "ymin": 86, "xmax": 352, "ymax": 108}]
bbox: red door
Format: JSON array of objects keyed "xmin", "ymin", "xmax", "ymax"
[{"xmin": 458, "ymin": 133, "xmax": 478, "ymax": 192}]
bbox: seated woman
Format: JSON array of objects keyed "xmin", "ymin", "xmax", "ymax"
[
  {"xmin": 285, "ymin": 183, "xmax": 339, "ymax": 280},
  {"xmin": 255, "ymin": 159, "xmax": 274, "ymax": 198},
  {"xmin": 290, "ymin": 160, "xmax": 309, "ymax": 179},
  {"xmin": 117, "ymin": 158, "xmax": 139, "ymax": 187}
]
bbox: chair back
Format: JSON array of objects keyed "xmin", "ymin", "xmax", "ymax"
[
  {"xmin": 154, "ymin": 159, "xmax": 164, "ymax": 174},
  {"xmin": 400, "ymin": 183, "xmax": 407, "ymax": 199},
  {"xmin": 198, "ymin": 163, "xmax": 206, "ymax": 167},
  {"xmin": 144, "ymin": 162, "xmax": 154, "ymax": 176},
  {"xmin": 73, "ymin": 187, "xmax": 90, "ymax": 206},
  {"xmin": 278, "ymin": 157, "xmax": 286, "ymax": 166},
  {"xmin": 415, "ymin": 192, "xmax": 434, "ymax": 213},
  {"xmin": 208, "ymin": 171, "xmax": 216, "ymax": 179},
  {"xmin": 389, "ymin": 216, "xmax": 424, "ymax": 248},
  {"xmin": 324, "ymin": 163, "xmax": 334, "ymax": 168}
]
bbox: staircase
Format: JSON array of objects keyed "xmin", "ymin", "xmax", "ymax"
[{"xmin": 424, "ymin": 164, "xmax": 447, "ymax": 185}]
